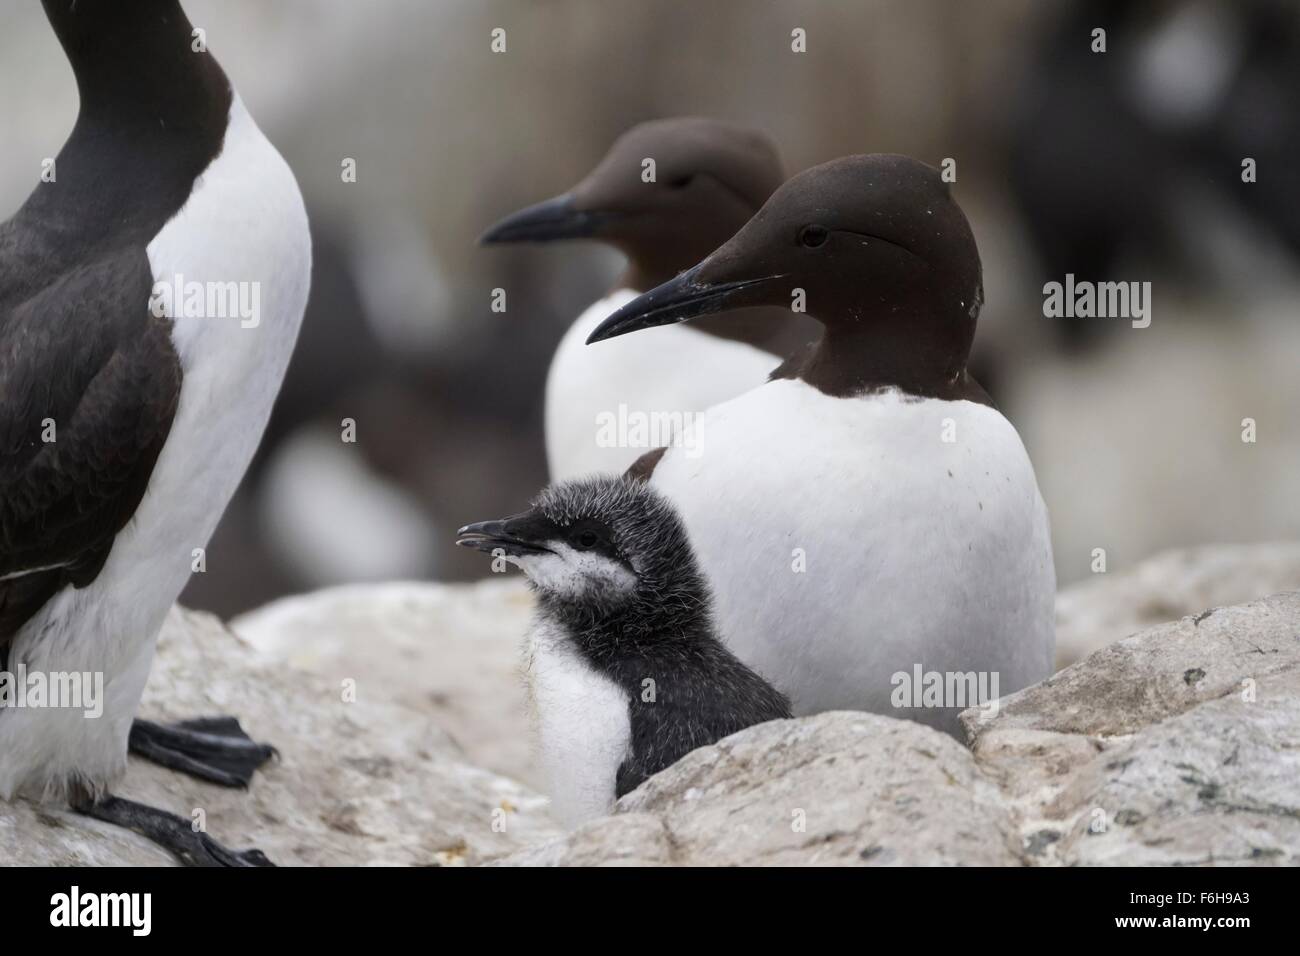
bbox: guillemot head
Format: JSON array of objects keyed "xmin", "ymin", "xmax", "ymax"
[
  {"xmin": 587, "ymin": 154, "xmax": 986, "ymax": 398},
  {"xmin": 456, "ymin": 477, "xmax": 703, "ymax": 618},
  {"xmin": 479, "ymin": 118, "xmax": 784, "ymax": 291}
]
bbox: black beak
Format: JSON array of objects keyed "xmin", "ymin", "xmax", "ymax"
[
  {"xmin": 479, "ymin": 194, "xmax": 613, "ymax": 245},
  {"xmin": 586, "ymin": 264, "xmax": 786, "ymax": 344},
  {"xmin": 455, "ymin": 517, "xmax": 553, "ymax": 557}
]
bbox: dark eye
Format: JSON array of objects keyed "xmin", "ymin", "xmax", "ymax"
[
  {"xmin": 799, "ymin": 224, "xmax": 828, "ymax": 248},
  {"xmin": 668, "ymin": 174, "xmax": 694, "ymax": 189},
  {"xmin": 576, "ymin": 530, "xmax": 599, "ymax": 549}
]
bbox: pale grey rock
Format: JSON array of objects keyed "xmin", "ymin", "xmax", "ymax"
[
  {"xmin": 511, "ymin": 589, "xmax": 1300, "ymax": 867},
  {"xmin": 498, "ymin": 712, "xmax": 1024, "ymax": 867},
  {"xmin": 232, "ymin": 578, "xmax": 540, "ymax": 787},
  {"xmin": 0, "ymin": 606, "xmax": 558, "ymax": 866},
  {"xmin": 977, "ymin": 590, "xmax": 1300, "ymax": 739},
  {"xmin": 498, "ymin": 813, "xmax": 674, "ymax": 867},
  {"xmin": 1055, "ymin": 543, "xmax": 1300, "ymax": 668},
  {"xmin": 967, "ymin": 590, "xmax": 1300, "ymax": 866},
  {"xmin": 9, "ymin": 575, "xmax": 1298, "ymax": 867},
  {"xmin": 1049, "ymin": 668, "xmax": 1300, "ymax": 866}
]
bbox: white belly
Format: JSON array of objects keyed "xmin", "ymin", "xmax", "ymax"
[
  {"xmin": 545, "ymin": 290, "xmax": 780, "ymax": 481},
  {"xmin": 0, "ymin": 96, "xmax": 310, "ymax": 802},
  {"xmin": 524, "ymin": 620, "xmax": 631, "ymax": 828},
  {"xmin": 650, "ymin": 380, "xmax": 1056, "ymax": 736}
]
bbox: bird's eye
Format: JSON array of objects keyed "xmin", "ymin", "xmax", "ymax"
[
  {"xmin": 668, "ymin": 175, "xmax": 694, "ymax": 189},
  {"xmin": 799, "ymin": 224, "xmax": 829, "ymax": 248},
  {"xmin": 576, "ymin": 530, "xmax": 599, "ymax": 549}
]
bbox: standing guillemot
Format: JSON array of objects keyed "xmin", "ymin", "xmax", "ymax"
[
  {"xmin": 0, "ymin": 0, "xmax": 309, "ymax": 864},
  {"xmin": 588, "ymin": 155, "xmax": 1056, "ymax": 736},
  {"xmin": 457, "ymin": 476, "xmax": 790, "ymax": 827},
  {"xmin": 480, "ymin": 118, "xmax": 816, "ymax": 480}
]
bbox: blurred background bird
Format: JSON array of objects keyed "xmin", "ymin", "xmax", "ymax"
[{"xmin": 5, "ymin": 0, "xmax": 1294, "ymax": 615}]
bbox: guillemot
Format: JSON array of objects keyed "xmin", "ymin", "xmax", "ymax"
[
  {"xmin": 457, "ymin": 476, "xmax": 790, "ymax": 827},
  {"xmin": 587, "ymin": 154, "xmax": 1056, "ymax": 736},
  {"xmin": 0, "ymin": 0, "xmax": 309, "ymax": 864},
  {"xmin": 480, "ymin": 118, "xmax": 815, "ymax": 481}
]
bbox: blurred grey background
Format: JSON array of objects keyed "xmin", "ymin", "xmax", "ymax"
[{"xmin": 2, "ymin": 0, "xmax": 1298, "ymax": 616}]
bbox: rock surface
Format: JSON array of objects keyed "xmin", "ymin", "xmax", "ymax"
[
  {"xmin": 1055, "ymin": 542, "xmax": 1300, "ymax": 668},
  {"xmin": 501, "ymin": 712, "xmax": 1023, "ymax": 866},
  {"xmin": 6, "ymin": 560, "xmax": 1298, "ymax": 866},
  {"xmin": 503, "ymin": 589, "xmax": 1300, "ymax": 866},
  {"xmin": 0, "ymin": 606, "xmax": 558, "ymax": 866},
  {"xmin": 232, "ymin": 578, "xmax": 539, "ymax": 787},
  {"xmin": 967, "ymin": 590, "xmax": 1300, "ymax": 866}
]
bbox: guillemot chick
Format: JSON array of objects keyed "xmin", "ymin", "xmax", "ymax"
[
  {"xmin": 481, "ymin": 118, "xmax": 815, "ymax": 480},
  {"xmin": 588, "ymin": 155, "xmax": 1056, "ymax": 737},
  {"xmin": 0, "ymin": 0, "xmax": 309, "ymax": 865},
  {"xmin": 457, "ymin": 477, "xmax": 790, "ymax": 827}
]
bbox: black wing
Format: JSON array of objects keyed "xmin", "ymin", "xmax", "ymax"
[{"xmin": 0, "ymin": 246, "xmax": 181, "ymax": 651}]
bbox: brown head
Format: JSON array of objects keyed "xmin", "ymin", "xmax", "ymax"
[
  {"xmin": 586, "ymin": 155, "xmax": 988, "ymax": 401},
  {"xmin": 480, "ymin": 118, "xmax": 784, "ymax": 292}
]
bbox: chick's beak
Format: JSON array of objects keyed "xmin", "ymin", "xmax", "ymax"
[{"xmin": 455, "ymin": 515, "xmax": 553, "ymax": 556}]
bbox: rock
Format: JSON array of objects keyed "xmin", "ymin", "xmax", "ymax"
[
  {"xmin": 1049, "ymin": 668, "xmax": 1300, "ymax": 866},
  {"xmin": 0, "ymin": 606, "xmax": 559, "ymax": 866},
  {"xmin": 966, "ymin": 590, "xmax": 1300, "ymax": 866},
  {"xmin": 9, "ymin": 572, "xmax": 1298, "ymax": 867},
  {"xmin": 498, "ymin": 813, "xmax": 674, "ymax": 867},
  {"xmin": 497, "ymin": 712, "xmax": 1024, "ymax": 867},
  {"xmin": 504, "ymin": 588, "xmax": 1300, "ymax": 867},
  {"xmin": 1004, "ymin": 590, "xmax": 1300, "ymax": 738},
  {"xmin": 232, "ymin": 578, "xmax": 539, "ymax": 787},
  {"xmin": 1055, "ymin": 542, "xmax": 1300, "ymax": 668}
]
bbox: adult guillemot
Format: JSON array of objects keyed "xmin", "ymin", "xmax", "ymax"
[
  {"xmin": 588, "ymin": 154, "xmax": 1056, "ymax": 736},
  {"xmin": 0, "ymin": 0, "xmax": 309, "ymax": 864},
  {"xmin": 481, "ymin": 118, "xmax": 815, "ymax": 480},
  {"xmin": 457, "ymin": 476, "xmax": 790, "ymax": 827}
]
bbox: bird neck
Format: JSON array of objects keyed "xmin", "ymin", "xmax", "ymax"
[
  {"xmin": 541, "ymin": 581, "xmax": 711, "ymax": 666},
  {"xmin": 33, "ymin": 0, "xmax": 233, "ymax": 248},
  {"xmin": 786, "ymin": 308, "xmax": 985, "ymax": 402},
  {"xmin": 45, "ymin": 0, "xmax": 231, "ymax": 136}
]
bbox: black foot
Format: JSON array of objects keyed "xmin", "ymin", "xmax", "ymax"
[
  {"xmin": 129, "ymin": 716, "xmax": 276, "ymax": 788},
  {"xmin": 75, "ymin": 795, "xmax": 275, "ymax": 867}
]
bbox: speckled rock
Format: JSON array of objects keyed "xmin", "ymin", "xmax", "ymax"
[
  {"xmin": 1055, "ymin": 543, "xmax": 1300, "ymax": 668},
  {"xmin": 9, "ymin": 576, "xmax": 1298, "ymax": 867},
  {"xmin": 232, "ymin": 578, "xmax": 539, "ymax": 787},
  {"xmin": 1049, "ymin": 667, "xmax": 1300, "ymax": 865},
  {"xmin": 967, "ymin": 590, "xmax": 1300, "ymax": 866},
  {"xmin": 498, "ymin": 712, "xmax": 1024, "ymax": 867},
  {"xmin": 988, "ymin": 590, "xmax": 1300, "ymax": 738},
  {"xmin": 502, "ymin": 589, "xmax": 1300, "ymax": 867},
  {"xmin": 0, "ymin": 606, "xmax": 558, "ymax": 866}
]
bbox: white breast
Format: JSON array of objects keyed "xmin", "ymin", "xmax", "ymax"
[
  {"xmin": 523, "ymin": 619, "xmax": 631, "ymax": 828},
  {"xmin": 650, "ymin": 380, "xmax": 1056, "ymax": 736},
  {"xmin": 545, "ymin": 290, "xmax": 780, "ymax": 481},
  {"xmin": 136, "ymin": 95, "xmax": 310, "ymax": 587},
  {"xmin": 0, "ymin": 95, "xmax": 310, "ymax": 802}
]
